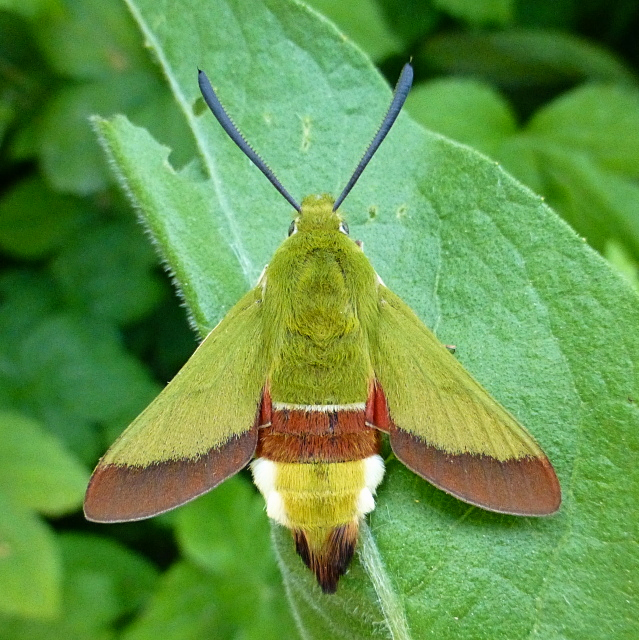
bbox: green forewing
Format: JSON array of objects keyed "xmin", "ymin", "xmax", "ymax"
[
  {"xmin": 374, "ymin": 286, "xmax": 541, "ymax": 458},
  {"xmin": 84, "ymin": 286, "xmax": 267, "ymax": 522},
  {"xmin": 371, "ymin": 286, "xmax": 561, "ymax": 515},
  {"xmin": 102, "ymin": 287, "xmax": 265, "ymax": 464}
]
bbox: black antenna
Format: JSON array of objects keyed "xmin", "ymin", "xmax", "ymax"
[
  {"xmin": 333, "ymin": 62, "xmax": 413, "ymax": 212},
  {"xmin": 198, "ymin": 69, "xmax": 302, "ymax": 212}
]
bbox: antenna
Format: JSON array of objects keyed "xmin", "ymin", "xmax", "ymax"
[
  {"xmin": 333, "ymin": 62, "xmax": 413, "ymax": 212},
  {"xmin": 198, "ymin": 70, "xmax": 302, "ymax": 212}
]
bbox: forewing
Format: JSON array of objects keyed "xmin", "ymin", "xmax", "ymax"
[
  {"xmin": 369, "ymin": 286, "xmax": 560, "ymax": 515},
  {"xmin": 85, "ymin": 287, "xmax": 267, "ymax": 522}
]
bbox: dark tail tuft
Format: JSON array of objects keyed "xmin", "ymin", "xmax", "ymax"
[{"xmin": 294, "ymin": 522, "xmax": 359, "ymax": 593}]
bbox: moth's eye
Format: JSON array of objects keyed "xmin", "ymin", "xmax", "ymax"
[
  {"xmin": 339, "ymin": 221, "xmax": 349, "ymax": 235},
  {"xmin": 288, "ymin": 220, "xmax": 297, "ymax": 236}
]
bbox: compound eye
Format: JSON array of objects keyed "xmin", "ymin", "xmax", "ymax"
[
  {"xmin": 339, "ymin": 221, "xmax": 349, "ymax": 235},
  {"xmin": 288, "ymin": 220, "xmax": 297, "ymax": 236}
]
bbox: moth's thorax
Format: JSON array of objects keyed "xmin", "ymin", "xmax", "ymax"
[{"xmin": 263, "ymin": 198, "xmax": 378, "ymax": 406}]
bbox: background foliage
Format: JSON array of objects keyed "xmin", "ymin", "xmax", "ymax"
[{"xmin": 0, "ymin": 0, "xmax": 637, "ymax": 638}]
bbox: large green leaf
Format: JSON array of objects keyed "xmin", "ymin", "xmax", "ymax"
[
  {"xmin": 0, "ymin": 412, "xmax": 88, "ymax": 515},
  {"xmin": 420, "ymin": 29, "xmax": 635, "ymax": 89},
  {"xmin": 0, "ymin": 533, "xmax": 158, "ymax": 640},
  {"xmin": 433, "ymin": 0, "xmax": 513, "ymax": 26},
  {"xmin": 303, "ymin": 0, "xmax": 401, "ymax": 62},
  {"xmin": 0, "ymin": 495, "xmax": 60, "ymax": 619},
  {"xmin": 123, "ymin": 476, "xmax": 299, "ymax": 640},
  {"xmin": 95, "ymin": 0, "xmax": 639, "ymax": 637}
]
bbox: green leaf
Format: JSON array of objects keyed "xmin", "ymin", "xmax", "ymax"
[
  {"xmin": 0, "ymin": 177, "xmax": 88, "ymax": 259},
  {"xmin": 120, "ymin": 561, "xmax": 222, "ymax": 640},
  {"xmin": 605, "ymin": 238, "xmax": 639, "ymax": 291},
  {"xmin": 172, "ymin": 477, "xmax": 297, "ymax": 640},
  {"xmin": 15, "ymin": 313, "xmax": 159, "ymax": 461},
  {"xmin": 98, "ymin": 0, "xmax": 639, "ymax": 637},
  {"xmin": 375, "ymin": 0, "xmax": 439, "ymax": 45},
  {"xmin": 433, "ymin": 0, "xmax": 513, "ymax": 26},
  {"xmin": 175, "ymin": 475, "xmax": 272, "ymax": 576},
  {"xmin": 0, "ymin": 412, "xmax": 88, "ymax": 515},
  {"xmin": 34, "ymin": 0, "xmax": 149, "ymax": 80},
  {"xmin": 498, "ymin": 137, "xmax": 639, "ymax": 260},
  {"xmin": 57, "ymin": 533, "xmax": 158, "ymax": 633},
  {"xmin": 0, "ymin": 533, "xmax": 158, "ymax": 639},
  {"xmin": 0, "ymin": 0, "xmax": 51, "ymax": 19},
  {"xmin": 50, "ymin": 220, "xmax": 164, "ymax": 324},
  {"xmin": 303, "ymin": 0, "xmax": 401, "ymax": 61},
  {"xmin": 93, "ymin": 117, "xmax": 246, "ymax": 334},
  {"xmin": 526, "ymin": 83, "xmax": 639, "ymax": 179},
  {"xmin": 122, "ymin": 557, "xmax": 298, "ymax": 640},
  {"xmin": 405, "ymin": 78, "xmax": 516, "ymax": 156},
  {"xmin": 0, "ymin": 100, "xmax": 13, "ymax": 145},
  {"xmin": 175, "ymin": 476, "xmax": 300, "ymax": 639},
  {"xmin": 37, "ymin": 72, "xmax": 156, "ymax": 194},
  {"xmin": 0, "ymin": 494, "xmax": 60, "ymax": 619},
  {"xmin": 421, "ymin": 29, "xmax": 635, "ymax": 88}
]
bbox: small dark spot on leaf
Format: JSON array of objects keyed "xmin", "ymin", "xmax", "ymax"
[
  {"xmin": 193, "ymin": 96, "xmax": 207, "ymax": 116},
  {"xmin": 368, "ymin": 206, "xmax": 377, "ymax": 220}
]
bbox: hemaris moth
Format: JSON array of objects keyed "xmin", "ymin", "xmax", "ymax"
[{"xmin": 85, "ymin": 62, "xmax": 561, "ymax": 593}]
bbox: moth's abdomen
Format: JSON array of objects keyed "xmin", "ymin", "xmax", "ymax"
[{"xmin": 251, "ymin": 401, "xmax": 384, "ymax": 592}]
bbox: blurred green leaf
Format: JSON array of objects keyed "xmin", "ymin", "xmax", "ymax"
[
  {"xmin": 0, "ymin": 533, "xmax": 158, "ymax": 640},
  {"xmin": 304, "ymin": 0, "xmax": 401, "ymax": 61},
  {"xmin": 433, "ymin": 0, "xmax": 513, "ymax": 26},
  {"xmin": 375, "ymin": 0, "xmax": 440, "ymax": 45},
  {"xmin": 0, "ymin": 100, "xmax": 14, "ymax": 144},
  {"xmin": 421, "ymin": 29, "xmax": 636, "ymax": 89},
  {"xmin": 120, "ymin": 561, "xmax": 223, "ymax": 640},
  {"xmin": 176, "ymin": 476, "xmax": 271, "ymax": 577},
  {"xmin": 37, "ymin": 72, "xmax": 157, "ymax": 194},
  {"xmin": 527, "ymin": 83, "xmax": 639, "ymax": 179},
  {"xmin": 516, "ymin": 0, "xmax": 578, "ymax": 29},
  {"xmin": 51, "ymin": 220, "xmax": 164, "ymax": 324},
  {"xmin": 0, "ymin": 494, "xmax": 60, "ymax": 619},
  {"xmin": 96, "ymin": 0, "xmax": 639, "ymax": 638},
  {"xmin": 174, "ymin": 475, "xmax": 297, "ymax": 639},
  {"xmin": 605, "ymin": 238, "xmax": 639, "ymax": 290},
  {"xmin": 122, "ymin": 555, "xmax": 298, "ymax": 640},
  {"xmin": 0, "ymin": 270, "xmax": 57, "ymax": 353},
  {"xmin": 405, "ymin": 78, "xmax": 517, "ymax": 156},
  {"xmin": 0, "ymin": 412, "xmax": 88, "ymax": 515},
  {"xmin": 500, "ymin": 141, "xmax": 639, "ymax": 258},
  {"xmin": 130, "ymin": 84, "xmax": 198, "ymax": 171},
  {"xmin": 0, "ymin": 177, "xmax": 88, "ymax": 259},
  {"xmin": 34, "ymin": 0, "xmax": 149, "ymax": 80},
  {"xmin": 58, "ymin": 533, "xmax": 158, "ymax": 631},
  {"xmin": 36, "ymin": 70, "xmax": 196, "ymax": 196},
  {"xmin": 15, "ymin": 313, "xmax": 159, "ymax": 460},
  {"xmin": 0, "ymin": 11, "xmax": 54, "ymax": 153},
  {"xmin": 0, "ymin": 0, "xmax": 51, "ymax": 19},
  {"xmin": 0, "ymin": 270, "xmax": 59, "ymax": 413}
]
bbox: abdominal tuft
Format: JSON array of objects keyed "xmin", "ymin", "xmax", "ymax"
[{"xmin": 293, "ymin": 521, "xmax": 359, "ymax": 593}]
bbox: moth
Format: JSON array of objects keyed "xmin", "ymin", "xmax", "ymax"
[{"xmin": 85, "ymin": 63, "xmax": 561, "ymax": 593}]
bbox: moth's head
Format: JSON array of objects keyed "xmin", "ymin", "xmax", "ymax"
[{"xmin": 289, "ymin": 194, "xmax": 348, "ymax": 236}]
